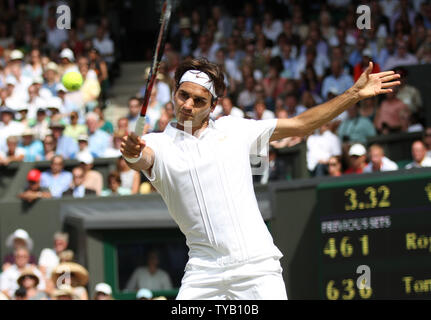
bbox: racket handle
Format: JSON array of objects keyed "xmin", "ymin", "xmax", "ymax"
[{"xmin": 134, "ymin": 116, "xmax": 146, "ymax": 137}]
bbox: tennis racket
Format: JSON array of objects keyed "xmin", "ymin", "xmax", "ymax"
[{"xmin": 134, "ymin": 0, "xmax": 172, "ymax": 136}]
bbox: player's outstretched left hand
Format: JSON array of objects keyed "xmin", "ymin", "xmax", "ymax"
[{"xmin": 353, "ymin": 62, "xmax": 401, "ymax": 99}]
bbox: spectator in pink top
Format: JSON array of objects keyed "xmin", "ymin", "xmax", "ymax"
[{"xmin": 374, "ymin": 88, "xmax": 410, "ymax": 134}]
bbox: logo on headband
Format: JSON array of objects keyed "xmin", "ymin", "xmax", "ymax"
[
  {"xmin": 179, "ymin": 70, "xmax": 217, "ymax": 98},
  {"xmin": 194, "ymin": 73, "xmax": 205, "ymax": 80}
]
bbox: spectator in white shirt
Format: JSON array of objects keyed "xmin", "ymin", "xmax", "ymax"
[
  {"xmin": 247, "ymin": 100, "xmax": 275, "ymax": 120},
  {"xmin": 0, "ymin": 247, "xmax": 45, "ymax": 299},
  {"xmin": 22, "ymin": 49, "xmax": 44, "ymax": 79},
  {"xmin": 262, "ymin": 12, "xmax": 283, "ymax": 43},
  {"xmin": 213, "ymin": 96, "xmax": 244, "ymax": 119},
  {"xmin": 406, "ymin": 140, "xmax": 431, "ymax": 169},
  {"xmin": 7, "ymin": 54, "xmax": 33, "ymax": 104},
  {"xmin": 0, "ymin": 135, "xmax": 25, "ymax": 165},
  {"xmin": 27, "ymin": 83, "xmax": 47, "ymax": 120},
  {"xmin": 92, "ymin": 27, "xmax": 115, "ymax": 65},
  {"xmin": 38, "ymin": 232, "xmax": 69, "ymax": 279},
  {"xmin": 125, "ymin": 250, "xmax": 172, "ymax": 292},
  {"xmin": 306, "ymin": 122, "xmax": 342, "ymax": 176},
  {"xmin": 0, "ymin": 108, "xmax": 25, "ymax": 153},
  {"xmin": 237, "ymin": 76, "xmax": 256, "ymax": 110},
  {"xmin": 363, "ymin": 144, "xmax": 398, "ymax": 173}
]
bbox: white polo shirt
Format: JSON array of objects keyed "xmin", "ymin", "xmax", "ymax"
[{"xmin": 142, "ymin": 116, "xmax": 283, "ymax": 268}]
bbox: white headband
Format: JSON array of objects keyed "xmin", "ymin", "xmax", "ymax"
[{"xmin": 179, "ymin": 70, "xmax": 217, "ymax": 98}]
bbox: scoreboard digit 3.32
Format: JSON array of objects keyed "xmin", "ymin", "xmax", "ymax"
[{"xmin": 317, "ymin": 171, "xmax": 431, "ymax": 300}]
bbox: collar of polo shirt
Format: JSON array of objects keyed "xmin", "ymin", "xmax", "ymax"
[{"xmin": 164, "ymin": 120, "xmax": 216, "ymax": 141}]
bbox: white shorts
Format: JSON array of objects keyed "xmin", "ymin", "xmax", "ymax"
[{"xmin": 176, "ymin": 257, "xmax": 288, "ymax": 300}]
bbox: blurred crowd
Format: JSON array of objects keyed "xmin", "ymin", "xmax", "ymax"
[
  {"xmin": 0, "ymin": 228, "xmax": 167, "ymax": 300},
  {"xmin": 2, "ymin": 0, "xmax": 431, "ymax": 300},
  {"xmin": 1, "ymin": 0, "xmax": 431, "ymax": 198}
]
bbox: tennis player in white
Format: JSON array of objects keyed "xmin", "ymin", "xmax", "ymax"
[{"xmin": 121, "ymin": 58, "xmax": 400, "ymax": 300}]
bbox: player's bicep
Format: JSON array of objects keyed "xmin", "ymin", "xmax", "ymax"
[{"xmin": 270, "ymin": 118, "xmax": 307, "ymax": 142}]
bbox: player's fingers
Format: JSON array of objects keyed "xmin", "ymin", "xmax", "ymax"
[
  {"xmin": 376, "ymin": 70, "xmax": 395, "ymax": 78},
  {"xmin": 121, "ymin": 140, "xmax": 141, "ymax": 155},
  {"xmin": 378, "ymin": 88, "xmax": 393, "ymax": 94},
  {"xmin": 123, "ymin": 134, "xmax": 142, "ymax": 150},
  {"xmin": 381, "ymin": 81, "xmax": 400, "ymax": 88},
  {"xmin": 380, "ymin": 74, "xmax": 400, "ymax": 83},
  {"xmin": 128, "ymin": 132, "xmax": 140, "ymax": 144},
  {"xmin": 365, "ymin": 61, "xmax": 373, "ymax": 75},
  {"xmin": 138, "ymin": 137, "xmax": 146, "ymax": 149}
]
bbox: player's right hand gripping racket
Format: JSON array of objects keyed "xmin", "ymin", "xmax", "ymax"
[{"xmin": 134, "ymin": 0, "xmax": 172, "ymax": 137}]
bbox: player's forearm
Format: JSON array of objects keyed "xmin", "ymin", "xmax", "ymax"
[
  {"xmin": 272, "ymin": 87, "xmax": 361, "ymax": 140},
  {"xmin": 124, "ymin": 146, "xmax": 155, "ymax": 172},
  {"xmin": 298, "ymin": 87, "xmax": 361, "ymax": 134}
]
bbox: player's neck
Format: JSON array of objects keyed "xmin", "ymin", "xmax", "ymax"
[{"xmin": 175, "ymin": 119, "xmax": 209, "ymax": 137}]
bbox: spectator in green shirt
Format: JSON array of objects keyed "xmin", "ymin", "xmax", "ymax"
[
  {"xmin": 337, "ymin": 103, "xmax": 376, "ymax": 145},
  {"xmin": 63, "ymin": 111, "xmax": 87, "ymax": 141}
]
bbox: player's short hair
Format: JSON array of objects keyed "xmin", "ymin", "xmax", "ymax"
[{"xmin": 174, "ymin": 57, "xmax": 226, "ymax": 102}]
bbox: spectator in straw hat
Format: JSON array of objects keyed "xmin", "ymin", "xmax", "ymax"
[
  {"xmin": 74, "ymin": 134, "xmax": 93, "ymax": 158},
  {"xmin": 16, "ymin": 104, "xmax": 30, "ymax": 127},
  {"xmin": 17, "ymin": 169, "xmax": 52, "ymax": 203},
  {"xmin": 172, "ymin": 17, "xmax": 194, "ymax": 58},
  {"xmin": 58, "ymin": 250, "xmax": 75, "ymax": 263},
  {"xmin": 93, "ymin": 282, "xmax": 113, "ymax": 300},
  {"xmin": 0, "ymin": 247, "xmax": 45, "ymax": 299},
  {"xmin": 51, "ymin": 262, "xmax": 89, "ymax": 300},
  {"xmin": 2, "ymin": 229, "xmax": 37, "ymax": 271},
  {"xmin": 29, "ymin": 108, "xmax": 51, "ymax": 141},
  {"xmin": 42, "ymin": 62, "xmax": 60, "ymax": 97},
  {"xmin": 17, "ymin": 268, "xmax": 48, "ymax": 300},
  {"xmin": 51, "ymin": 284, "xmax": 77, "ymax": 300}
]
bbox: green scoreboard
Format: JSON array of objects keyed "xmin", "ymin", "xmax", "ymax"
[{"xmin": 317, "ymin": 171, "xmax": 431, "ymax": 300}]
